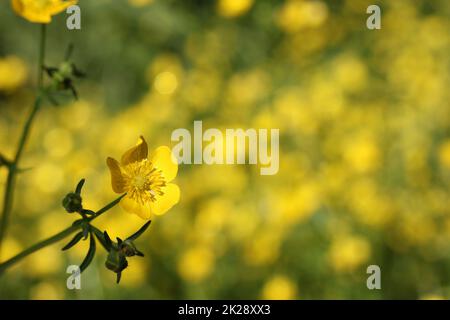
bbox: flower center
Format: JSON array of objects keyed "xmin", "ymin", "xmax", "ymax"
[
  {"xmin": 132, "ymin": 175, "xmax": 147, "ymax": 189},
  {"xmin": 122, "ymin": 159, "xmax": 166, "ymax": 205}
]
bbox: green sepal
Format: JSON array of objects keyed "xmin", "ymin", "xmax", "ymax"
[
  {"xmin": 127, "ymin": 221, "xmax": 152, "ymax": 241},
  {"xmin": 104, "ymin": 231, "xmax": 113, "ymax": 249},
  {"xmin": 82, "ymin": 224, "xmax": 90, "ymax": 240},
  {"xmin": 79, "ymin": 234, "xmax": 96, "ymax": 273},
  {"xmin": 61, "ymin": 231, "xmax": 84, "ymax": 251},
  {"xmin": 81, "ymin": 209, "xmax": 95, "ymax": 216},
  {"xmin": 135, "ymin": 249, "xmax": 144, "ymax": 257},
  {"xmin": 75, "ymin": 178, "xmax": 85, "ymax": 195},
  {"xmin": 105, "ymin": 248, "xmax": 128, "ymax": 274},
  {"xmin": 92, "ymin": 228, "xmax": 110, "ymax": 251}
]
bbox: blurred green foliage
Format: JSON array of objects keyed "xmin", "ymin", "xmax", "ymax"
[{"xmin": 0, "ymin": 0, "xmax": 449, "ymax": 299}]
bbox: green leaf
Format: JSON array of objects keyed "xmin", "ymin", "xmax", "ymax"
[
  {"xmin": 127, "ymin": 221, "xmax": 152, "ymax": 241},
  {"xmin": 104, "ymin": 231, "xmax": 113, "ymax": 249},
  {"xmin": 92, "ymin": 194, "xmax": 126, "ymax": 218},
  {"xmin": 135, "ymin": 249, "xmax": 144, "ymax": 257},
  {"xmin": 61, "ymin": 231, "xmax": 84, "ymax": 251},
  {"xmin": 92, "ymin": 228, "xmax": 110, "ymax": 251},
  {"xmin": 72, "ymin": 219, "xmax": 84, "ymax": 227},
  {"xmin": 81, "ymin": 209, "xmax": 95, "ymax": 216},
  {"xmin": 75, "ymin": 178, "xmax": 85, "ymax": 195},
  {"xmin": 80, "ymin": 234, "xmax": 96, "ymax": 273},
  {"xmin": 82, "ymin": 225, "xmax": 90, "ymax": 240},
  {"xmin": 116, "ymin": 272, "xmax": 122, "ymax": 284}
]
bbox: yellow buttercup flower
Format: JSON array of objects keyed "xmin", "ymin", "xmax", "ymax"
[
  {"xmin": 107, "ymin": 136, "xmax": 180, "ymax": 220},
  {"xmin": 11, "ymin": 0, "xmax": 78, "ymax": 24}
]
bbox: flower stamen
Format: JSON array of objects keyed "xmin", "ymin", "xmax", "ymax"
[{"xmin": 122, "ymin": 160, "xmax": 166, "ymax": 205}]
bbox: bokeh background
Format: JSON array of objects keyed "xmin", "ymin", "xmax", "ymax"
[{"xmin": 0, "ymin": 0, "xmax": 449, "ymax": 299}]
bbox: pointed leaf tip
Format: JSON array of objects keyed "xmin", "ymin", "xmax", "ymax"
[
  {"xmin": 127, "ymin": 221, "xmax": 152, "ymax": 241},
  {"xmin": 75, "ymin": 178, "xmax": 86, "ymax": 195},
  {"xmin": 62, "ymin": 231, "xmax": 84, "ymax": 251},
  {"xmin": 79, "ymin": 234, "xmax": 96, "ymax": 273}
]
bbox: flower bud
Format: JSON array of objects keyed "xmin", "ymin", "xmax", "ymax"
[
  {"xmin": 62, "ymin": 192, "xmax": 83, "ymax": 213},
  {"xmin": 120, "ymin": 239, "xmax": 144, "ymax": 257},
  {"xmin": 105, "ymin": 248, "xmax": 128, "ymax": 273}
]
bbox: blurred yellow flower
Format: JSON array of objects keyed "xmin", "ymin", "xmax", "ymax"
[
  {"xmin": 0, "ymin": 56, "xmax": 27, "ymax": 92},
  {"xmin": 26, "ymin": 246, "xmax": 62, "ymax": 276},
  {"xmin": 276, "ymin": 0, "xmax": 328, "ymax": 33},
  {"xmin": 262, "ymin": 275, "xmax": 298, "ymax": 300},
  {"xmin": 128, "ymin": 0, "xmax": 153, "ymax": 7},
  {"xmin": 11, "ymin": 0, "xmax": 77, "ymax": 24},
  {"xmin": 328, "ymin": 235, "xmax": 371, "ymax": 272},
  {"xmin": 244, "ymin": 231, "xmax": 281, "ymax": 266},
  {"xmin": 217, "ymin": 0, "xmax": 253, "ymax": 18},
  {"xmin": 107, "ymin": 136, "xmax": 180, "ymax": 220},
  {"xmin": 343, "ymin": 135, "xmax": 380, "ymax": 173},
  {"xmin": 420, "ymin": 293, "xmax": 445, "ymax": 300},
  {"xmin": 0, "ymin": 237, "xmax": 22, "ymax": 263},
  {"xmin": 439, "ymin": 140, "xmax": 450, "ymax": 169},
  {"xmin": 177, "ymin": 246, "xmax": 215, "ymax": 282},
  {"xmin": 154, "ymin": 71, "xmax": 178, "ymax": 95},
  {"xmin": 30, "ymin": 282, "xmax": 63, "ymax": 300},
  {"xmin": 332, "ymin": 55, "xmax": 368, "ymax": 93}
]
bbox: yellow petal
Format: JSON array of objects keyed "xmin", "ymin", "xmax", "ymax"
[
  {"xmin": 120, "ymin": 196, "xmax": 153, "ymax": 220},
  {"xmin": 14, "ymin": 6, "xmax": 52, "ymax": 23},
  {"xmin": 121, "ymin": 136, "xmax": 148, "ymax": 166},
  {"xmin": 12, "ymin": 0, "xmax": 23, "ymax": 14},
  {"xmin": 151, "ymin": 146, "xmax": 178, "ymax": 182},
  {"xmin": 11, "ymin": 0, "xmax": 77, "ymax": 24},
  {"xmin": 48, "ymin": 0, "xmax": 78, "ymax": 15},
  {"xmin": 106, "ymin": 157, "xmax": 126, "ymax": 193},
  {"xmin": 150, "ymin": 183, "xmax": 180, "ymax": 215}
]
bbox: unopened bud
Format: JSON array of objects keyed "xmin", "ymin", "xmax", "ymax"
[
  {"xmin": 105, "ymin": 248, "xmax": 128, "ymax": 273},
  {"xmin": 62, "ymin": 192, "xmax": 82, "ymax": 213},
  {"xmin": 120, "ymin": 240, "xmax": 144, "ymax": 257}
]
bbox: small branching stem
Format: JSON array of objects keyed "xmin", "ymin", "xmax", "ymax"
[
  {"xmin": 0, "ymin": 25, "xmax": 47, "ymax": 255},
  {"xmin": 0, "ymin": 194, "xmax": 126, "ymax": 275}
]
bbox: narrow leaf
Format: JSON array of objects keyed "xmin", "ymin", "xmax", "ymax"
[
  {"xmin": 116, "ymin": 272, "xmax": 122, "ymax": 284},
  {"xmin": 127, "ymin": 221, "xmax": 152, "ymax": 241},
  {"xmin": 62, "ymin": 232, "xmax": 84, "ymax": 251},
  {"xmin": 135, "ymin": 250, "xmax": 144, "ymax": 257},
  {"xmin": 82, "ymin": 225, "xmax": 89, "ymax": 240},
  {"xmin": 81, "ymin": 209, "xmax": 95, "ymax": 216},
  {"xmin": 80, "ymin": 234, "xmax": 96, "ymax": 273},
  {"xmin": 92, "ymin": 194, "xmax": 126, "ymax": 218},
  {"xmin": 75, "ymin": 178, "xmax": 85, "ymax": 195},
  {"xmin": 92, "ymin": 228, "xmax": 110, "ymax": 251},
  {"xmin": 104, "ymin": 231, "xmax": 113, "ymax": 249}
]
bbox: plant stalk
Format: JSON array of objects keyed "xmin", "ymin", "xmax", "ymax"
[
  {"xmin": 0, "ymin": 194, "xmax": 125, "ymax": 275},
  {"xmin": 0, "ymin": 24, "xmax": 47, "ymax": 255}
]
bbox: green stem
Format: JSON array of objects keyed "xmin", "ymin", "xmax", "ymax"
[
  {"xmin": 0, "ymin": 24, "xmax": 47, "ymax": 255},
  {"xmin": 0, "ymin": 194, "xmax": 125, "ymax": 275},
  {"xmin": 0, "ymin": 225, "xmax": 78, "ymax": 275},
  {"xmin": 38, "ymin": 24, "xmax": 46, "ymax": 89}
]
